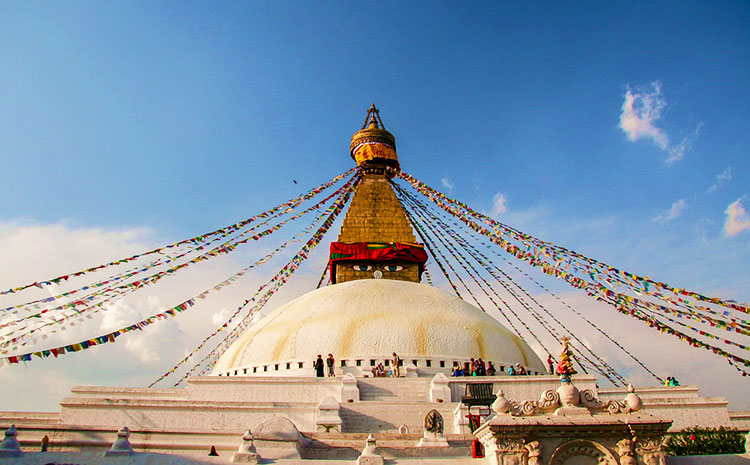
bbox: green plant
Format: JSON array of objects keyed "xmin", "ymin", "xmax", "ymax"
[{"xmin": 665, "ymin": 426, "xmax": 745, "ymax": 456}]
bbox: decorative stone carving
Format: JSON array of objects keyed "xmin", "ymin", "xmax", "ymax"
[
  {"xmin": 549, "ymin": 439, "xmax": 617, "ymax": 465},
  {"xmin": 405, "ymin": 362, "xmax": 418, "ymax": 377},
  {"xmin": 104, "ymin": 426, "xmax": 135, "ymax": 457},
  {"xmin": 0, "ymin": 425, "xmax": 22, "ymax": 458},
  {"xmin": 418, "ymin": 409, "xmax": 448, "ymax": 447},
  {"xmin": 232, "ymin": 430, "xmax": 259, "ymax": 464},
  {"xmin": 508, "ymin": 389, "xmax": 560, "ymax": 416},
  {"xmin": 398, "ymin": 424, "xmax": 409, "ymax": 434},
  {"xmin": 637, "ymin": 436, "xmax": 667, "ymax": 465},
  {"xmin": 525, "ymin": 440, "xmax": 542, "ymax": 465},
  {"xmin": 357, "ymin": 433, "xmax": 384, "ymax": 465},
  {"xmin": 425, "ymin": 409, "xmax": 443, "ymax": 434},
  {"xmin": 579, "ymin": 385, "xmax": 642, "ymax": 414},
  {"xmin": 340, "ymin": 372, "xmax": 359, "ymax": 402},
  {"xmin": 315, "ymin": 396, "xmax": 342, "ymax": 432},
  {"xmin": 429, "ymin": 372, "xmax": 451, "ymax": 403},
  {"xmin": 616, "ymin": 437, "xmax": 637, "ymax": 465}
]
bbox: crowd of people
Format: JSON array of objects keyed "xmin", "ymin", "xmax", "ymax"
[
  {"xmin": 451, "ymin": 358, "xmax": 497, "ymax": 376},
  {"xmin": 315, "ymin": 353, "xmax": 542, "ymax": 378}
]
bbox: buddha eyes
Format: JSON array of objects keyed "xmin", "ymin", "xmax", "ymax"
[{"xmin": 351, "ymin": 264, "xmax": 403, "ymax": 272}]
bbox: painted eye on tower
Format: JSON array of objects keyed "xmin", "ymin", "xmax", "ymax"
[
  {"xmin": 383, "ymin": 265, "xmax": 403, "ymax": 272},
  {"xmin": 352, "ymin": 265, "xmax": 373, "ymax": 272}
]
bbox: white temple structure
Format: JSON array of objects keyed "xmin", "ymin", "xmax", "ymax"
[{"xmin": 1, "ymin": 106, "xmax": 748, "ymax": 464}]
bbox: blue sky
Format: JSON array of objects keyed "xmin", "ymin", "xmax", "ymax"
[{"xmin": 0, "ymin": 2, "xmax": 748, "ymax": 410}]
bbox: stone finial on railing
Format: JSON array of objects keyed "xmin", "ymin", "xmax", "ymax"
[
  {"xmin": 405, "ymin": 363, "xmax": 418, "ymax": 378},
  {"xmin": 491, "ymin": 389, "xmax": 511, "ymax": 415},
  {"xmin": 104, "ymin": 426, "xmax": 134, "ymax": 457},
  {"xmin": 315, "ymin": 396, "xmax": 343, "ymax": 433},
  {"xmin": 0, "ymin": 425, "xmax": 22, "ymax": 458},
  {"xmin": 357, "ymin": 434, "xmax": 384, "ymax": 465},
  {"xmin": 341, "ymin": 372, "xmax": 359, "ymax": 402},
  {"xmin": 429, "ymin": 372, "xmax": 451, "ymax": 403},
  {"xmin": 231, "ymin": 430, "xmax": 259, "ymax": 464}
]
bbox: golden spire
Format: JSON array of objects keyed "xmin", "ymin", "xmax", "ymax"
[{"xmin": 350, "ymin": 104, "xmax": 399, "ymax": 175}]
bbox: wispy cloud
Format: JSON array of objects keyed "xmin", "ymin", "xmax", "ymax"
[
  {"xmin": 724, "ymin": 197, "xmax": 750, "ymax": 237},
  {"xmin": 440, "ymin": 177, "xmax": 454, "ymax": 192},
  {"xmin": 490, "ymin": 192, "xmax": 508, "ymax": 217},
  {"xmin": 618, "ymin": 81, "xmax": 700, "ymax": 165},
  {"xmin": 652, "ymin": 199, "xmax": 687, "ymax": 223},
  {"xmin": 707, "ymin": 166, "xmax": 732, "ymax": 194}
]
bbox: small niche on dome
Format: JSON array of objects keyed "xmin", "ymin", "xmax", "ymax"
[
  {"xmin": 439, "ymin": 360, "xmax": 445, "ymax": 368},
  {"xmin": 370, "ymin": 359, "xmax": 376, "ymax": 366},
  {"xmin": 426, "ymin": 360, "xmax": 432, "ymax": 367},
  {"xmin": 341, "ymin": 360, "xmax": 347, "ymax": 367},
  {"xmin": 274, "ymin": 364, "xmax": 279, "ymax": 371},
  {"xmin": 356, "ymin": 359, "xmax": 362, "ymax": 366},
  {"xmin": 286, "ymin": 362, "xmax": 291, "ymax": 370},
  {"xmin": 298, "ymin": 362, "xmax": 304, "ymax": 369}
]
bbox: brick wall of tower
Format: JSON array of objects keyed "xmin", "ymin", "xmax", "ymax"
[
  {"xmin": 334, "ymin": 172, "xmax": 421, "ymax": 284},
  {"xmin": 337, "ymin": 174, "xmax": 416, "ymax": 243}
]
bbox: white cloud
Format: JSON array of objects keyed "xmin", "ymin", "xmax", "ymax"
[
  {"xmin": 724, "ymin": 197, "xmax": 750, "ymax": 237},
  {"xmin": 440, "ymin": 177, "xmax": 454, "ymax": 191},
  {"xmin": 618, "ymin": 81, "xmax": 700, "ymax": 165},
  {"xmin": 707, "ymin": 166, "xmax": 732, "ymax": 194},
  {"xmin": 0, "ymin": 219, "xmax": 334, "ymax": 411},
  {"xmin": 619, "ymin": 81, "xmax": 669, "ymax": 149},
  {"xmin": 665, "ymin": 123, "xmax": 702, "ymax": 165},
  {"xmin": 212, "ymin": 308, "xmax": 231, "ymax": 325},
  {"xmin": 652, "ymin": 199, "xmax": 687, "ymax": 223},
  {"xmin": 490, "ymin": 193, "xmax": 508, "ymax": 216}
]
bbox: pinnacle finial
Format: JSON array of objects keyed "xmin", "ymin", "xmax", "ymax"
[
  {"xmin": 351, "ymin": 104, "xmax": 399, "ymax": 175},
  {"xmin": 362, "ymin": 103, "xmax": 384, "ymax": 130}
]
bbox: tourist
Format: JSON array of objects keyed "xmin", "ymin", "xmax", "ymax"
[
  {"xmin": 391, "ymin": 352, "xmax": 401, "ymax": 377},
  {"xmin": 326, "ymin": 353, "xmax": 335, "ymax": 377},
  {"xmin": 486, "ymin": 361, "xmax": 496, "ymax": 376},
  {"xmin": 508, "ymin": 365, "xmax": 515, "ymax": 376},
  {"xmin": 547, "ymin": 354, "xmax": 555, "ymax": 374},
  {"xmin": 314, "ymin": 354, "xmax": 324, "ymax": 377},
  {"xmin": 463, "ymin": 362, "xmax": 471, "ymax": 376},
  {"xmin": 669, "ymin": 377, "xmax": 680, "ymax": 386},
  {"xmin": 478, "ymin": 358, "xmax": 486, "ymax": 376},
  {"xmin": 375, "ymin": 362, "xmax": 385, "ymax": 377},
  {"xmin": 452, "ymin": 363, "xmax": 463, "ymax": 377}
]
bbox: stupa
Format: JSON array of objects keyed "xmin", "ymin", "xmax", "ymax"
[{"xmin": 0, "ymin": 105, "xmax": 747, "ymax": 464}]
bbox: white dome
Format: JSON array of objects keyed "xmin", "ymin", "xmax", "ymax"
[{"xmin": 213, "ymin": 279, "xmax": 545, "ymax": 375}]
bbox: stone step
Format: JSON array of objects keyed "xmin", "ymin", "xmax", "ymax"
[{"xmin": 339, "ymin": 402, "xmax": 457, "ymax": 434}]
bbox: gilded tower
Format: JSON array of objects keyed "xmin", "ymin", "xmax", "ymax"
[{"xmin": 329, "ymin": 105, "xmax": 427, "ymax": 284}]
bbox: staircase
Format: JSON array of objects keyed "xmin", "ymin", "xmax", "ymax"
[{"xmin": 336, "ymin": 377, "xmax": 458, "ymax": 434}]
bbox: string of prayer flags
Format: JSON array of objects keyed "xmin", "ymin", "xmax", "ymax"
[
  {"xmin": 148, "ymin": 176, "xmax": 359, "ymax": 386},
  {"xmin": 1, "ymin": 168, "xmax": 356, "ymax": 296},
  {"xmin": 169, "ymin": 177, "xmax": 360, "ymax": 386},
  {"xmin": 399, "ymin": 171, "xmax": 750, "ymax": 316},
  {"xmin": 0, "ymin": 176, "xmax": 359, "ymax": 350}
]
